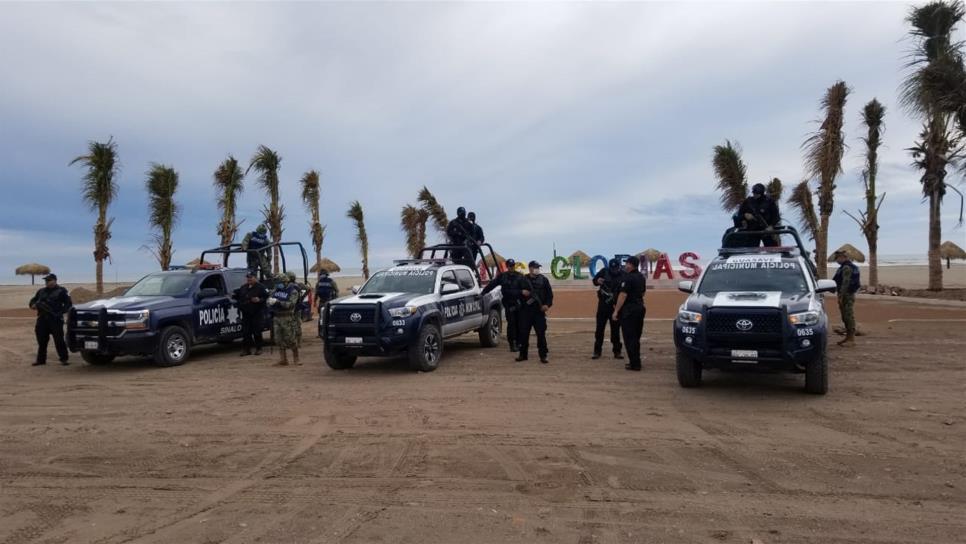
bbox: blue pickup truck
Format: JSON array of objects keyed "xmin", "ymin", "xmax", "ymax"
[{"xmin": 67, "ymin": 242, "xmax": 311, "ymax": 366}]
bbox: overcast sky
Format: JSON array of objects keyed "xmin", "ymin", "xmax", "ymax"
[{"xmin": 1, "ymin": 1, "xmax": 964, "ymax": 283}]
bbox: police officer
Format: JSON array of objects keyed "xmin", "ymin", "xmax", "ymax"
[
  {"xmin": 611, "ymin": 256, "xmax": 646, "ymax": 371},
  {"xmin": 28, "ymin": 273, "xmax": 72, "ymax": 366},
  {"xmin": 241, "ymin": 224, "xmax": 272, "ymax": 279},
  {"xmin": 314, "ymin": 270, "xmax": 340, "ymax": 316},
  {"xmin": 481, "ymin": 259, "xmax": 524, "ymax": 352},
  {"xmin": 467, "ymin": 211, "xmax": 485, "ymax": 243},
  {"xmin": 446, "ymin": 207, "xmax": 475, "ymax": 269},
  {"xmin": 517, "ymin": 261, "xmax": 553, "ymax": 364},
  {"xmin": 592, "ymin": 258, "xmax": 625, "ymax": 360},
  {"xmin": 267, "ymin": 272, "xmax": 301, "ymax": 366},
  {"xmin": 233, "ymin": 271, "xmax": 268, "ymax": 356},
  {"xmin": 833, "ymin": 250, "xmax": 860, "ymax": 347},
  {"xmin": 737, "ymin": 183, "xmax": 781, "ymax": 247}
]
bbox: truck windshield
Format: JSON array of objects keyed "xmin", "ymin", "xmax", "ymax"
[
  {"xmin": 360, "ymin": 270, "xmax": 437, "ymax": 295},
  {"xmin": 125, "ymin": 274, "xmax": 195, "ymax": 297},
  {"xmin": 698, "ymin": 259, "xmax": 809, "ymax": 296}
]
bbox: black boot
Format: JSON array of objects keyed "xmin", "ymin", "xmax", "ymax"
[
  {"xmin": 591, "ymin": 352, "xmax": 601, "ymax": 360},
  {"xmin": 614, "ymin": 352, "xmax": 624, "ymax": 360},
  {"xmin": 515, "ymin": 355, "xmax": 528, "ymax": 362}
]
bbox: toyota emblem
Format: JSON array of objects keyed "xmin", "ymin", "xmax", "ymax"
[
  {"xmin": 349, "ymin": 312, "xmax": 362, "ymax": 323},
  {"xmin": 736, "ymin": 319, "xmax": 753, "ymax": 331}
]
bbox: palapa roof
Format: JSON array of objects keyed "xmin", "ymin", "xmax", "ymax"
[
  {"xmin": 478, "ymin": 252, "xmax": 506, "ymax": 266},
  {"xmin": 569, "ymin": 250, "xmax": 591, "ymax": 262},
  {"xmin": 15, "ymin": 263, "xmax": 50, "ymax": 275},
  {"xmin": 828, "ymin": 243, "xmax": 866, "ymax": 263},
  {"xmin": 186, "ymin": 258, "xmax": 215, "ymax": 267},
  {"xmin": 940, "ymin": 240, "xmax": 966, "ymax": 260},
  {"xmin": 311, "ymin": 258, "xmax": 341, "ymax": 273},
  {"xmin": 638, "ymin": 248, "xmax": 663, "ymax": 261}
]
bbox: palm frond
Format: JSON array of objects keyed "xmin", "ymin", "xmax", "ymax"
[
  {"xmin": 300, "ymin": 170, "xmax": 320, "ymax": 211},
  {"xmin": 145, "ymin": 164, "xmax": 179, "ymax": 270},
  {"xmin": 417, "ymin": 186, "xmax": 448, "ymax": 233},
  {"xmin": 766, "ymin": 178, "xmax": 783, "ymax": 202},
  {"xmin": 247, "ymin": 145, "xmax": 282, "ymax": 201},
  {"xmin": 788, "ymin": 181, "xmax": 819, "ymax": 240},
  {"xmin": 401, "ymin": 205, "xmax": 423, "ymax": 258},
  {"xmin": 803, "ymin": 80, "xmax": 850, "ymax": 218},
  {"xmin": 712, "ymin": 140, "xmax": 748, "ymax": 211},
  {"xmin": 70, "ymin": 137, "xmax": 120, "ymax": 212},
  {"xmin": 901, "ymin": 1, "xmax": 966, "ymax": 115},
  {"xmin": 213, "ymin": 156, "xmax": 244, "ymax": 245},
  {"xmin": 347, "ymin": 201, "xmax": 370, "ymax": 278}
]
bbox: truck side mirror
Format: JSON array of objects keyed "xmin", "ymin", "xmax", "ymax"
[
  {"xmin": 678, "ymin": 281, "xmax": 694, "ymax": 294},
  {"xmin": 441, "ymin": 283, "xmax": 460, "ymax": 295},
  {"xmin": 351, "ymin": 285, "xmax": 361, "ymax": 295},
  {"xmin": 815, "ymin": 279, "xmax": 837, "ymax": 294}
]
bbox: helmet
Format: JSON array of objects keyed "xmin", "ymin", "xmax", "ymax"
[
  {"xmin": 467, "ymin": 211, "xmax": 476, "ymax": 221},
  {"xmin": 285, "ymin": 271, "xmax": 296, "ymax": 283},
  {"xmin": 257, "ymin": 224, "xmax": 268, "ymax": 234},
  {"xmin": 608, "ymin": 258, "xmax": 621, "ymax": 270},
  {"xmin": 457, "ymin": 207, "xmax": 466, "ymax": 219},
  {"xmin": 752, "ymin": 183, "xmax": 766, "ymax": 196}
]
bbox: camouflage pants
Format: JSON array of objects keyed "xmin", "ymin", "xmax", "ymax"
[
  {"xmin": 273, "ymin": 312, "xmax": 301, "ymax": 349},
  {"xmin": 838, "ymin": 294, "xmax": 856, "ymax": 335},
  {"xmin": 247, "ymin": 252, "xmax": 271, "ymax": 280}
]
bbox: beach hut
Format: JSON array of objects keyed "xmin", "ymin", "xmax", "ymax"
[
  {"xmin": 638, "ymin": 249, "xmax": 663, "ymax": 273},
  {"xmin": 311, "ymin": 258, "xmax": 342, "ymax": 274},
  {"xmin": 569, "ymin": 250, "xmax": 591, "ymax": 265},
  {"xmin": 827, "ymin": 244, "xmax": 866, "ymax": 263},
  {"xmin": 15, "ymin": 263, "xmax": 51, "ymax": 285},
  {"xmin": 940, "ymin": 240, "xmax": 966, "ymax": 269}
]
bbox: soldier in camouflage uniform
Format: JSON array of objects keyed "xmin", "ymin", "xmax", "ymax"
[
  {"xmin": 240, "ymin": 224, "xmax": 272, "ymax": 281},
  {"xmin": 832, "ymin": 250, "xmax": 860, "ymax": 347},
  {"xmin": 268, "ymin": 272, "xmax": 301, "ymax": 365}
]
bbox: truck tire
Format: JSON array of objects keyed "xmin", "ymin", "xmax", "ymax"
[
  {"xmin": 324, "ymin": 346, "xmax": 357, "ymax": 369},
  {"xmin": 154, "ymin": 326, "xmax": 191, "ymax": 367},
  {"xmin": 409, "ymin": 323, "xmax": 442, "ymax": 372},
  {"xmin": 81, "ymin": 351, "xmax": 115, "ymax": 365},
  {"xmin": 804, "ymin": 349, "xmax": 828, "ymax": 395},
  {"xmin": 478, "ymin": 308, "xmax": 501, "ymax": 348},
  {"xmin": 675, "ymin": 350, "xmax": 702, "ymax": 388}
]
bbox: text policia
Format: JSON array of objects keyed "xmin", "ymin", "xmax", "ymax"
[{"xmin": 481, "ymin": 252, "xmax": 703, "ymax": 281}]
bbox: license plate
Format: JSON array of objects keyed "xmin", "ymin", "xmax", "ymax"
[
  {"xmin": 345, "ymin": 337, "xmax": 363, "ymax": 345},
  {"xmin": 731, "ymin": 349, "xmax": 757, "ymax": 359},
  {"xmin": 84, "ymin": 341, "xmax": 99, "ymax": 350}
]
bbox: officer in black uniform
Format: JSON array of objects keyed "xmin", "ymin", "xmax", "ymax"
[
  {"xmin": 517, "ymin": 261, "xmax": 553, "ymax": 364},
  {"xmin": 446, "ymin": 207, "xmax": 476, "ymax": 269},
  {"xmin": 591, "ymin": 258, "xmax": 625, "ymax": 360},
  {"xmin": 314, "ymin": 270, "xmax": 339, "ymax": 316},
  {"xmin": 737, "ymin": 183, "xmax": 781, "ymax": 247},
  {"xmin": 611, "ymin": 256, "xmax": 646, "ymax": 371},
  {"xmin": 28, "ymin": 273, "xmax": 72, "ymax": 366},
  {"xmin": 233, "ymin": 271, "xmax": 268, "ymax": 356},
  {"xmin": 481, "ymin": 259, "xmax": 524, "ymax": 352},
  {"xmin": 467, "ymin": 212, "xmax": 485, "ymax": 244}
]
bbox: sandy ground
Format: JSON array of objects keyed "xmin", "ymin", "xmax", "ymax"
[{"xmin": 0, "ymin": 293, "xmax": 964, "ymax": 543}]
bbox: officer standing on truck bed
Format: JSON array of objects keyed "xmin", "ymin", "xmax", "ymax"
[
  {"xmin": 737, "ymin": 183, "xmax": 781, "ymax": 247},
  {"xmin": 233, "ymin": 271, "xmax": 268, "ymax": 357},
  {"xmin": 28, "ymin": 273, "xmax": 72, "ymax": 366},
  {"xmin": 446, "ymin": 207, "xmax": 476, "ymax": 270},
  {"xmin": 592, "ymin": 258, "xmax": 625, "ymax": 360},
  {"xmin": 481, "ymin": 258, "xmax": 524, "ymax": 352},
  {"xmin": 241, "ymin": 224, "xmax": 272, "ymax": 280},
  {"xmin": 833, "ymin": 249, "xmax": 860, "ymax": 347},
  {"xmin": 611, "ymin": 256, "xmax": 646, "ymax": 371},
  {"xmin": 517, "ymin": 261, "xmax": 553, "ymax": 364}
]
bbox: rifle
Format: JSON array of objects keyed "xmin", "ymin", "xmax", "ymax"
[
  {"xmin": 743, "ymin": 198, "xmax": 780, "ymax": 244},
  {"xmin": 523, "ymin": 276, "xmax": 545, "ymax": 309}
]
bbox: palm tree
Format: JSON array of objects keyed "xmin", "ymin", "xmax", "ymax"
[
  {"xmin": 145, "ymin": 164, "xmax": 179, "ymax": 270},
  {"xmin": 766, "ymin": 178, "xmax": 784, "ymax": 202},
  {"xmin": 300, "ymin": 170, "xmax": 326, "ymax": 271},
  {"xmin": 401, "ymin": 204, "xmax": 423, "ymax": 258},
  {"xmin": 845, "ymin": 99, "xmax": 887, "ymax": 288},
  {"xmin": 803, "ymin": 80, "xmax": 850, "ymax": 278},
  {"xmin": 901, "ymin": 0, "xmax": 966, "ymax": 290},
  {"xmin": 417, "ymin": 186, "xmax": 448, "ymax": 236},
  {"xmin": 213, "ymin": 156, "xmax": 244, "ymax": 247},
  {"xmin": 70, "ymin": 137, "xmax": 119, "ymax": 294},
  {"xmin": 712, "ymin": 140, "xmax": 749, "ymax": 212},
  {"xmin": 347, "ymin": 201, "xmax": 369, "ymax": 279},
  {"xmin": 788, "ymin": 181, "xmax": 819, "ymax": 242},
  {"xmin": 247, "ymin": 145, "xmax": 285, "ymax": 273}
]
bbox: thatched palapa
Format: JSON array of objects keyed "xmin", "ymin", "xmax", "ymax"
[
  {"xmin": 828, "ymin": 244, "xmax": 866, "ymax": 263},
  {"xmin": 569, "ymin": 250, "xmax": 591, "ymax": 263},
  {"xmin": 15, "ymin": 263, "xmax": 51, "ymax": 284},
  {"xmin": 311, "ymin": 258, "xmax": 341, "ymax": 274},
  {"xmin": 940, "ymin": 241, "xmax": 966, "ymax": 269}
]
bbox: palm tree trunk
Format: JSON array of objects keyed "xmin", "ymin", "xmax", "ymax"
[
  {"xmin": 816, "ymin": 216, "xmax": 829, "ymax": 278},
  {"xmin": 867, "ymin": 237, "xmax": 878, "ymax": 289},
  {"xmin": 928, "ymin": 193, "xmax": 943, "ymax": 290},
  {"xmin": 95, "ymin": 207, "xmax": 106, "ymax": 294}
]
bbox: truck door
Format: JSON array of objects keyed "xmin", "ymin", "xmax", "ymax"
[
  {"xmin": 194, "ymin": 274, "xmax": 236, "ymax": 341},
  {"xmin": 439, "ymin": 271, "xmax": 463, "ymax": 336},
  {"xmin": 454, "ymin": 269, "xmax": 483, "ymax": 330}
]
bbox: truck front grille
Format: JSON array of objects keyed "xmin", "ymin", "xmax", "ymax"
[
  {"xmin": 706, "ymin": 309, "xmax": 784, "ymax": 335},
  {"xmin": 329, "ymin": 307, "xmax": 377, "ymax": 325}
]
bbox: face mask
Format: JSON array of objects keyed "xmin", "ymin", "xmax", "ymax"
[{"xmin": 276, "ymin": 283, "xmax": 285, "ymax": 289}]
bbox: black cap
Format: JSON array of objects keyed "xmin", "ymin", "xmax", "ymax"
[
  {"xmin": 43, "ymin": 273, "xmax": 57, "ymax": 281},
  {"xmin": 468, "ymin": 211, "xmax": 476, "ymax": 220},
  {"xmin": 505, "ymin": 259, "xmax": 516, "ymax": 268},
  {"xmin": 626, "ymin": 256, "xmax": 640, "ymax": 268},
  {"xmin": 752, "ymin": 183, "xmax": 766, "ymax": 195},
  {"xmin": 608, "ymin": 258, "xmax": 621, "ymax": 268},
  {"xmin": 457, "ymin": 207, "xmax": 466, "ymax": 218},
  {"xmin": 245, "ymin": 271, "xmax": 258, "ymax": 278},
  {"xmin": 528, "ymin": 260, "xmax": 541, "ymax": 269}
]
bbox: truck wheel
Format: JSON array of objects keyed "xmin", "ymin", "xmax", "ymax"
[
  {"xmin": 478, "ymin": 308, "xmax": 501, "ymax": 348},
  {"xmin": 324, "ymin": 346, "xmax": 357, "ymax": 369},
  {"xmin": 804, "ymin": 349, "xmax": 828, "ymax": 395},
  {"xmin": 81, "ymin": 351, "xmax": 115, "ymax": 365},
  {"xmin": 409, "ymin": 323, "xmax": 442, "ymax": 372},
  {"xmin": 675, "ymin": 350, "xmax": 702, "ymax": 388},
  {"xmin": 154, "ymin": 326, "xmax": 191, "ymax": 367}
]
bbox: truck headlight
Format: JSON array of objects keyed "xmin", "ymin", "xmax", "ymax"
[
  {"xmin": 789, "ymin": 311, "xmax": 820, "ymax": 326},
  {"xmin": 123, "ymin": 310, "xmax": 150, "ymax": 330},
  {"xmin": 677, "ymin": 310, "xmax": 702, "ymax": 324},
  {"xmin": 388, "ymin": 306, "xmax": 417, "ymax": 318}
]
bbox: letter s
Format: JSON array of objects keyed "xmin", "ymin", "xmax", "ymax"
[{"xmin": 679, "ymin": 252, "xmax": 702, "ymax": 279}]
